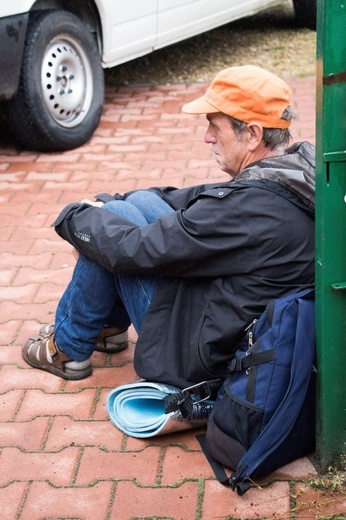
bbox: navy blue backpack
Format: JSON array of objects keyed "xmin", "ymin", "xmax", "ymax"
[{"xmin": 197, "ymin": 289, "xmax": 316, "ymax": 495}]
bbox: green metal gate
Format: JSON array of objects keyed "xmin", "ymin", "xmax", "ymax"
[{"xmin": 315, "ymin": 0, "xmax": 346, "ymax": 467}]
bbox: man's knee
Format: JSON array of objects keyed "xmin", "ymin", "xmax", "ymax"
[
  {"xmin": 103, "ymin": 200, "xmax": 148, "ymax": 225},
  {"xmin": 126, "ymin": 190, "xmax": 156, "ymax": 206},
  {"xmin": 127, "ymin": 190, "xmax": 174, "ymax": 221}
]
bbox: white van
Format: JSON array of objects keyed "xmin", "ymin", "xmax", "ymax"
[{"xmin": 0, "ymin": 0, "xmax": 316, "ymax": 151}]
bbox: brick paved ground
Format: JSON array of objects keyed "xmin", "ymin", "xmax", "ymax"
[{"xmin": 1, "ymin": 76, "xmax": 345, "ymax": 519}]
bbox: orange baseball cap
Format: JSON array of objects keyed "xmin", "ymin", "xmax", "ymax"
[{"xmin": 182, "ymin": 65, "xmax": 292, "ymax": 129}]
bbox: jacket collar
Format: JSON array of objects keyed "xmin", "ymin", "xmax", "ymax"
[{"xmin": 234, "ymin": 141, "xmax": 315, "ymax": 210}]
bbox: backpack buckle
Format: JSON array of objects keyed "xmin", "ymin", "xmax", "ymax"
[
  {"xmin": 164, "ymin": 379, "xmax": 221, "ymax": 418},
  {"xmin": 181, "ymin": 381, "xmax": 213, "ymax": 404}
]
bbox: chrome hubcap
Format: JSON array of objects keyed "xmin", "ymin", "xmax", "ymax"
[{"xmin": 41, "ymin": 36, "xmax": 93, "ymax": 128}]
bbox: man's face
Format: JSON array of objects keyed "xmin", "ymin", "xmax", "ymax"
[{"xmin": 204, "ymin": 113, "xmax": 249, "ymax": 178}]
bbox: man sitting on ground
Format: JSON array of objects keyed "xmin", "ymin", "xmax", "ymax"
[{"xmin": 22, "ymin": 65, "xmax": 315, "ymax": 388}]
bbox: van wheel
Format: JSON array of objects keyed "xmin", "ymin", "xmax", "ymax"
[
  {"xmin": 6, "ymin": 10, "xmax": 104, "ymax": 152},
  {"xmin": 293, "ymin": 0, "xmax": 317, "ymax": 30}
]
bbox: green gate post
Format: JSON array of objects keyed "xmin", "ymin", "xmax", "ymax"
[{"xmin": 315, "ymin": 0, "xmax": 346, "ymax": 467}]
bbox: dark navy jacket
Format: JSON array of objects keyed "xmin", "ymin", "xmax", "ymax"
[{"xmin": 53, "ymin": 141, "xmax": 315, "ymax": 387}]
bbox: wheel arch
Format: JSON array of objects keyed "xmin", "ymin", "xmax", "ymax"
[{"xmin": 27, "ymin": 0, "xmax": 104, "ymax": 56}]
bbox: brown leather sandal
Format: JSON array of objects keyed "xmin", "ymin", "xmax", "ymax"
[
  {"xmin": 96, "ymin": 327, "xmax": 129, "ymax": 353},
  {"xmin": 22, "ymin": 333, "xmax": 92, "ymax": 380},
  {"xmin": 39, "ymin": 323, "xmax": 129, "ymax": 354}
]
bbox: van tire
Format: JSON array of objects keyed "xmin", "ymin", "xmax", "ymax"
[{"xmin": 6, "ymin": 10, "xmax": 104, "ymax": 152}]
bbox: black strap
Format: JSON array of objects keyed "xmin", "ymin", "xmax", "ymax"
[
  {"xmin": 164, "ymin": 392, "xmax": 194, "ymax": 417},
  {"xmin": 229, "ymin": 468, "xmax": 252, "ymax": 496},
  {"xmin": 196, "ymin": 434, "xmax": 230, "ymax": 485},
  {"xmin": 228, "ymin": 349, "xmax": 275, "ymax": 373},
  {"xmin": 163, "ymin": 379, "xmax": 222, "ymax": 418}
]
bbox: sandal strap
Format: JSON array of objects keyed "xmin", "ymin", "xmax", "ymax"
[
  {"xmin": 39, "ymin": 322, "xmax": 55, "ymax": 338},
  {"xmin": 47, "ymin": 334, "xmax": 59, "ymax": 358}
]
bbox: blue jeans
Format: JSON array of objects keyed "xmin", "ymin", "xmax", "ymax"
[{"xmin": 54, "ymin": 191, "xmax": 174, "ymax": 361}]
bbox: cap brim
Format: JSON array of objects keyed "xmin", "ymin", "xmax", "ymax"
[{"xmin": 181, "ymin": 96, "xmax": 220, "ymax": 114}]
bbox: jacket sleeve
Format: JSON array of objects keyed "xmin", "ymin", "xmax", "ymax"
[
  {"xmin": 52, "ymin": 187, "xmax": 258, "ymax": 277},
  {"xmin": 94, "ymin": 183, "xmax": 224, "ymax": 208}
]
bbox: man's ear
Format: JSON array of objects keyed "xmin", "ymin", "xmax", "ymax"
[{"xmin": 246, "ymin": 123, "xmax": 263, "ymax": 150}]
